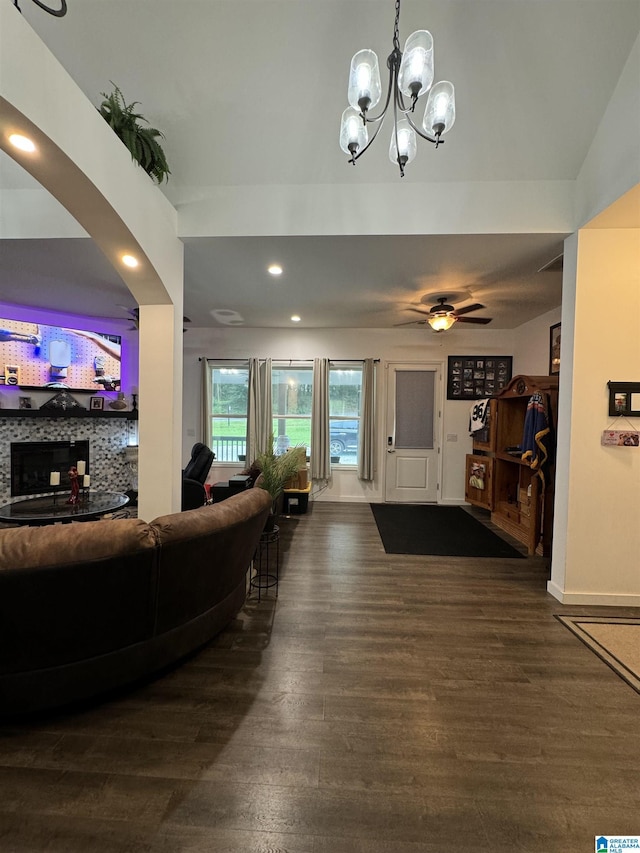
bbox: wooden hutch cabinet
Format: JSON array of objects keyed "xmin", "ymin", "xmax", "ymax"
[{"xmin": 465, "ymin": 375, "xmax": 559, "ymax": 556}]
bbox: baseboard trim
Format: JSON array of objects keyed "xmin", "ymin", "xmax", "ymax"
[{"xmin": 547, "ymin": 580, "xmax": 640, "ymax": 606}]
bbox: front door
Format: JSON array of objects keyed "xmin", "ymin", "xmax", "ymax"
[{"xmin": 385, "ymin": 363, "xmax": 440, "ymax": 503}]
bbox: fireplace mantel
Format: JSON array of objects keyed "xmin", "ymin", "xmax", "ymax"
[{"xmin": 0, "ymin": 409, "xmax": 137, "ymax": 420}]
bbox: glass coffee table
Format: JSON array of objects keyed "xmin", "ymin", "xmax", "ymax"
[{"xmin": 0, "ymin": 491, "xmax": 130, "ymax": 526}]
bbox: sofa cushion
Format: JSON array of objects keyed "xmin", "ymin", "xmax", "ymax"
[
  {"xmin": 150, "ymin": 488, "xmax": 272, "ymax": 545},
  {"xmin": 0, "ymin": 517, "xmax": 156, "ymax": 571},
  {"xmin": 0, "ymin": 518, "xmax": 158, "ymax": 675},
  {"xmin": 150, "ymin": 488, "xmax": 272, "ymax": 633}
]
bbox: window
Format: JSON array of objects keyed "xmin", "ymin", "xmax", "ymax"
[
  {"xmin": 271, "ymin": 365, "xmax": 313, "ymax": 454},
  {"xmin": 329, "ymin": 366, "xmax": 362, "ymax": 464},
  {"xmin": 209, "ymin": 361, "xmax": 363, "ymax": 465},
  {"xmin": 210, "ymin": 365, "xmax": 249, "ymax": 462}
]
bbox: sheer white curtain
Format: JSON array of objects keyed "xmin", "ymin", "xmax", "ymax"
[
  {"xmin": 358, "ymin": 358, "xmax": 376, "ymax": 480},
  {"xmin": 311, "ymin": 357, "xmax": 330, "ymax": 481},
  {"xmin": 247, "ymin": 358, "xmax": 272, "ymax": 463},
  {"xmin": 200, "ymin": 358, "xmax": 213, "ymax": 449}
]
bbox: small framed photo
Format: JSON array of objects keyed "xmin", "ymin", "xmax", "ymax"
[
  {"xmin": 90, "ymin": 396, "xmax": 104, "ymax": 411},
  {"xmin": 18, "ymin": 396, "xmax": 32, "ymax": 409},
  {"xmin": 607, "ymin": 382, "xmax": 640, "ymax": 417},
  {"xmin": 549, "ymin": 322, "xmax": 561, "ymax": 375}
]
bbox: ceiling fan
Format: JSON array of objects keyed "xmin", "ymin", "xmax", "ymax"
[{"xmin": 398, "ymin": 297, "xmax": 493, "ymax": 332}]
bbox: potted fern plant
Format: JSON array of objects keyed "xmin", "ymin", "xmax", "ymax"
[
  {"xmin": 255, "ymin": 440, "xmax": 303, "ymax": 529},
  {"xmin": 98, "ymin": 84, "xmax": 170, "ymax": 184}
]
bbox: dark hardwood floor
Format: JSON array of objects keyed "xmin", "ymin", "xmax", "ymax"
[{"xmin": 1, "ymin": 502, "xmax": 639, "ymax": 852}]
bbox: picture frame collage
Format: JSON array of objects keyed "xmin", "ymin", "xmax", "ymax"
[{"xmin": 447, "ymin": 355, "xmax": 513, "ymax": 401}]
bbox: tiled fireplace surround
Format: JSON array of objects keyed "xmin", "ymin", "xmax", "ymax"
[{"xmin": 0, "ymin": 416, "xmax": 138, "ymax": 505}]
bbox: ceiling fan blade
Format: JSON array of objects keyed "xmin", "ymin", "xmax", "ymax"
[
  {"xmin": 407, "ymin": 307, "xmax": 432, "ymax": 317},
  {"xmin": 456, "ymin": 316, "xmax": 492, "ymax": 325},
  {"xmin": 394, "ymin": 319, "xmax": 426, "ymax": 326},
  {"xmin": 452, "ymin": 303, "xmax": 485, "ymax": 317}
]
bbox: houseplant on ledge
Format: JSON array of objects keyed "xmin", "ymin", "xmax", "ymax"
[
  {"xmin": 97, "ymin": 84, "xmax": 171, "ymax": 184},
  {"xmin": 255, "ymin": 441, "xmax": 303, "ymax": 529}
]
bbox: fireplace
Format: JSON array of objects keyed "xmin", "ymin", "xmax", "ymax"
[{"xmin": 10, "ymin": 440, "xmax": 90, "ymax": 497}]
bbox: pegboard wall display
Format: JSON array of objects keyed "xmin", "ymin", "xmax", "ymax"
[
  {"xmin": 0, "ymin": 317, "xmax": 121, "ymax": 392},
  {"xmin": 447, "ymin": 356, "xmax": 513, "ymax": 400}
]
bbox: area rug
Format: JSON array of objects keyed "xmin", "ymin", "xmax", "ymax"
[
  {"xmin": 369, "ymin": 504, "xmax": 524, "ymax": 558},
  {"xmin": 556, "ymin": 615, "xmax": 640, "ymax": 693}
]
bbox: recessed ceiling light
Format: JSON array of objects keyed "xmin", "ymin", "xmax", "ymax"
[
  {"xmin": 9, "ymin": 133, "xmax": 36, "ymax": 153},
  {"xmin": 268, "ymin": 264, "xmax": 283, "ymax": 276},
  {"xmin": 291, "ymin": 315, "xmax": 301, "ymax": 323},
  {"xmin": 122, "ymin": 254, "xmax": 139, "ymax": 268}
]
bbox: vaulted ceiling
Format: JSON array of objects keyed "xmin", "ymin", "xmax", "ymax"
[{"xmin": 2, "ymin": 0, "xmax": 639, "ymax": 329}]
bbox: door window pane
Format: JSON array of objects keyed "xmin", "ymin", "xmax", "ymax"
[{"xmin": 395, "ymin": 370, "xmax": 434, "ymax": 449}]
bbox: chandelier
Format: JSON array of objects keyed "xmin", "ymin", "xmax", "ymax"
[{"xmin": 339, "ymin": 0, "xmax": 455, "ymax": 177}]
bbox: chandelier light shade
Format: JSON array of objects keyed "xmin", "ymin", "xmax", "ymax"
[
  {"xmin": 397, "ymin": 30, "xmax": 434, "ymax": 99},
  {"xmin": 348, "ymin": 50, "xmax": 383, "ymax": 114},
  {"xmin": 389, "ymin": 118, "xmax": 417, "ymax": 169},
  {"xmin": 423, "ymin": 80, "xmax": 456, "ymax": 138},
  {"xmin": 340, "ymin": 108, "xmax": 369, "ymax": 159},
  {"xmin": 339, "ymin": 0, "xmax": 456, "ymax": 176}
]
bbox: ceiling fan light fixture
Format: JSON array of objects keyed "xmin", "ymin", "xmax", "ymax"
[{"xmin": 428, "ymin": 313, "xmax": 456, "ymax": 332}]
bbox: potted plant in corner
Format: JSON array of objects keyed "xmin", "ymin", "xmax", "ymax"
[
  {"xmin": 97, "ymin": 83, "xmax": 171, "ymax": 184},
  {"xmin": 255, "ymin": 440, "xmax": 303, "ymax": 530}
]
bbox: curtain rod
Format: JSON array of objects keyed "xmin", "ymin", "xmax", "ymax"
[{"xmin": 199, "ymin": 358, "xmax": 380, "ymax": 363}]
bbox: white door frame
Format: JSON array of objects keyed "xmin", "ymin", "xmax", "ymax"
[{"xmin": 383, "ymin": 360, "xmax": 445, "ymax": 503}]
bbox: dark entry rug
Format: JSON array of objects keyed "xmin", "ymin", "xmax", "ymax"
[{"xmin": 370, "ymin": 504, "xmax": 524, "ymax": 558}]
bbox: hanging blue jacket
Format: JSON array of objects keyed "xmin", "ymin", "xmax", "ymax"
[{"xmin": 521, "ymin": 393, "xmax": 552, "ymax": 484}]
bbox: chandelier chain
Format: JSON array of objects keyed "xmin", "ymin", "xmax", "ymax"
[{"xmin": 393, "ymin": 0, "xmax": 401, "ymax": 51}]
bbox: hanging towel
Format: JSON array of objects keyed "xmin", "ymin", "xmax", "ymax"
[
  {"xmin": 521, "ymin": 393, "xmax": 552, "ymax": 484},
  {"xmin": 469, "ymin": 399, "xmax": 490, "ymax": 433}
]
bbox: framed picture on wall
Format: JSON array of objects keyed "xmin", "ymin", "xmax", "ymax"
[
  {"xmin": 447, "ymin": 355, "xmax": 512, "ymax": 400},
  {"xmin": 607, "ymin": 382, "xmax": 640, "ymax": 417},
  {"xmin": 549, "ymin": 323, "xmax": 561, "ymax": 375}
]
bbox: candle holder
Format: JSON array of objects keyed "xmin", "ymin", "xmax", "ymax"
[
  {"xmin": 67, "ymin": 466, "xmax": 80, "ymax": 504},
  {"xmin": 132, "ymin": 393, "xmax": 138, "ymax": 411}
]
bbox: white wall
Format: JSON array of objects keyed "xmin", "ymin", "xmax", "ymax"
[
  {"xmin": 575, "ymin": 32, "xmax": 640, "ymax": 228},
  {"xmin": 512, "ymin": 306, "xmax": 562, "ymax": 377},
  {"xmin": 549, "ymin": 226, "xmax": 640, "ymax": 605},
  {"xmin": 180, "ymin": 323, "xmax": 576, "ymax": 506}
]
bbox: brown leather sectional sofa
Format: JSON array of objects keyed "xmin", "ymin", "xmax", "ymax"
[{"xmin": 0, "ymin": 488, "xmax": 272, "ymax": 717}]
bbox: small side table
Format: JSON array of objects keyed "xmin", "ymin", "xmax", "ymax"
[{"xmin": 249, "ymin": 524, "xmax": 280, "ymax": 601}]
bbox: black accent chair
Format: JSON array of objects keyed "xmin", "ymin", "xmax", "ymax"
[{"xmin": 181, "ymin": 442, "xmax": 214, "ymax": 511}]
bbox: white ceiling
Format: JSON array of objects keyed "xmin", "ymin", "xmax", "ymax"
[{"xmin": 2, "ymin": 0, "xmax": 640, "ymax": 330}]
